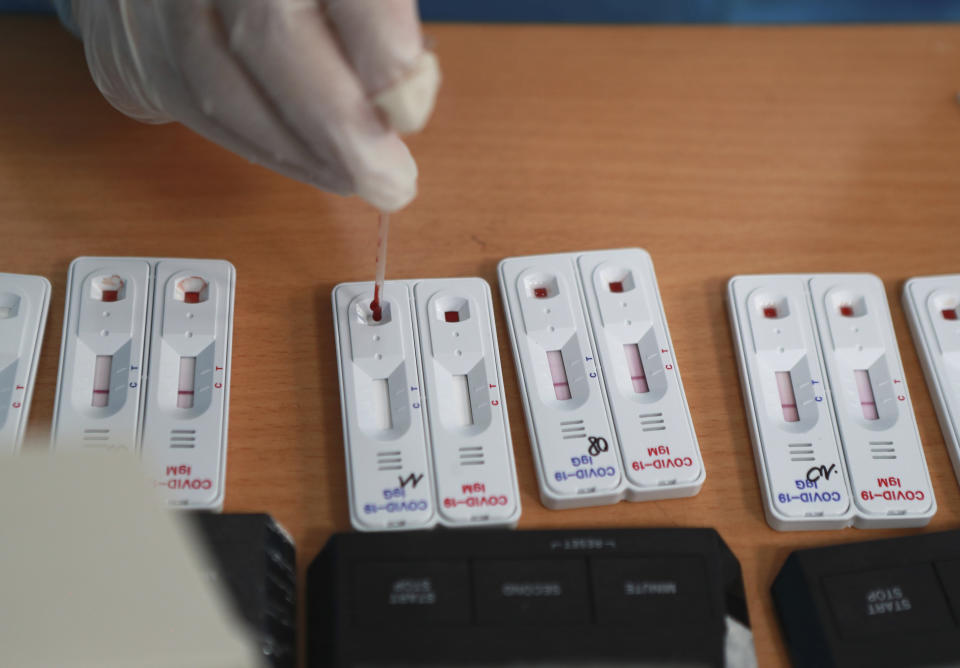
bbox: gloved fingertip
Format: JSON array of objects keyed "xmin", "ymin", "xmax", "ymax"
[
  {"xmin": 356, "ymin": 177, "xmax": 417, "ymax": 213},
  {"xmin": 354, "ymin": 152, "xmax": 419, "ymax": 213},
  {"xmin": 373, "ymin": 51, "xmax": 440, "ymax": 135}
]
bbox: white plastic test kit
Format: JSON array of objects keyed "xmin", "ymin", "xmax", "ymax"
[
  {"xmin": 51, "ymin": 257, "xmax": 235, "ymax": 510},
  {"xmin": 728, "ymin": 275, "xmax": 853, "ymax": 530},
  {"xmin": 0, "ymin": 273, "xmax": 51, "ymax": 453},
  {"xmin": 498, "ymin": 249, "xmax": 704, "ymax": 509},
  {"xmin": 728, "ymin": 274, "xmax": 935, "ymax": 530},
  {"xmin": 333, "ymin": 277, "xmax": 520, "ymax": 532},
  {"xmin": 903, "ymin": 275, "xmax": 960, "ymax": 488}
]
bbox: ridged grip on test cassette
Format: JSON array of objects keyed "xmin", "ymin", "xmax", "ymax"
[
  {"xmin": 728, "ymin": 276, "xmax": 853, "ymax": 530},
  {"xmin": 810, "ymin": 275, "xmax": 934, "ymax": 526},
  {"xmin": 334, "ymin": 281, "xmax": 436, "ymax": 531},
  {"xmin": 52, "ymin": 259, "xmax": 151, "ymax": 453},
  {"xmin": 578, "ymin": 249, "xmax": 704, "ymax": 498},
  {"xmin": 140, "ymin": 260, "xmax": 235, "ymax": 510},
  {"xmin": 499, "ymin": 255, "xmax": 623, "ymax": 509},
  {"xmin": 415, "ymin": 279, "xmax": 520, "ymax": 527}
]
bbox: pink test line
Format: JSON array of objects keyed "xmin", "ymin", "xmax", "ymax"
[
  {"xmin": 92, "ymin": 355, "xmax": 112, "ymax": 408},
  {"xmin": 855, "ymin": 369, "xmax": 879, "ymax": 420},
  {"xmin": 547, "ymin": 350, "xmax": 572, "ymax": 400},
  {"xmin": 623, "ymin": 344, "xmax": 650, "ymax": 393},
  {"xmin": 775, "ymin": 371, "xmax": 800, "ymax": 422}
]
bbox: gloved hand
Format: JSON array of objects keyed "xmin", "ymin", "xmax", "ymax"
[{"xmin": 58, "ymin": 0, "xmax": 440, "ymax": 212}]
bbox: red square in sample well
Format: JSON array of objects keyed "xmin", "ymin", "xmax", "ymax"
[
  {"xmin": 608, "ymin": 281, "xmax": 624, "ymax": 293},
  {"xmin": 839, "ymin": 304, "xmax": 855, "ymax": 317},
  {"xmin": 533, "ymin": 287, "xmax": 548, "ymax": 298},
  {"xmin": 101, "ymin": 290, "xmax": 118, "ymax": 302},
  {"xmin": 444, "ymin": 310, "xmax": 460, "ymax": 323},
  {"xmin": 184, "ymin": 292, "xmax": 200, "ymax": 304},
  {"xmin": 763, "ymin": 306, "xmax": 778, "ymax": 318},
  {"xmin": 943, "ymin": 308, "xmax": 958, "ymax": 321}
]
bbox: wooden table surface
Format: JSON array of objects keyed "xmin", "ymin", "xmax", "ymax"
[{"xmin": 3, "ymin": 16, "xmax": 960, "ymax": 666}]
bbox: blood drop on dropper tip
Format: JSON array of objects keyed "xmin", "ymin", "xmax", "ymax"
[{"xmin": 370, "ymin": 284, "xmax": 382, "ymax": 322}]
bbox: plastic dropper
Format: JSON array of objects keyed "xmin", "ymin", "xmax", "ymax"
[{"xmin": 370, "ymin": 212, "xmax": 389, "ymax": 321}]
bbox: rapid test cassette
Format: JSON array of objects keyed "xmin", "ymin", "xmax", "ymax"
[
  {"xmin": 51, "ymin": 257, "xmax": 235, "ymax": 511},
  {"xmin": 0, "ymin": 273, "xmax": 51, "ymax": 454},
  {"xmin": 498, "ymin": 249, "xmax": 704, "ymax": 509},
  {"xmin": 728, "ymin": 274, "xmax": 935, "ymax": 530},
  {"xmin": 903, "ymin": 275, "xmax": 960, "ymax": 487},
  {"xmin": 332, "ymin": 277, "xmax": 520, "ymax": 532}
]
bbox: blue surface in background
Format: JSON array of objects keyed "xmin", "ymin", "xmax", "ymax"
[
  {"xmin": 4, "ymin": 0, "xmax": 960, "ymax": 23},
  {"xmin": 417, "ymin": 0, "xmax": 960, "ymax": 23}
]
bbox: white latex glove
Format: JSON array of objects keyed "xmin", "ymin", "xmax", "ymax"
[{"xmin": 59, "ymin": 0, "xmax": 440, "ymax": 212}]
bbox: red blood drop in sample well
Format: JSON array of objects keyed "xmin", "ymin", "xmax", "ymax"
[
  {"xmin": 184, "ymin": 292, "xmax": 200, "ymax": 304},
  {"xmin": 370, "ymin": 284, "xmax": 382, "ymax": 322},
  {"xmin": 444, "ymin": 311, "xmax": 460, "ymax": 323},
  {"xmin": 839, "ymin": 304, "xmax": 854, "ymax": 317},
  {"xmin": 608, "ymin": 281, "xmax": 624, "ymax": 293},
  {"xmin": 943, "ymin": 308, "xmax": 958, "ymax": 321},
  {"xmin": 533, "ymin": 287, "xmax": 548, "ymax": 298},
  {"xmin": 763, "ymin": 306, "xmax": 778, "ymax": 318},
  {"xmin": 101, "ymin": 290, "xmax": 119, "ymax": 303}
]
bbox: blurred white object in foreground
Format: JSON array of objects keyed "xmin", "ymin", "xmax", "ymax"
[{"xmin": 0, "ymin": 451, "xmax": 263, "ymax": 668}]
